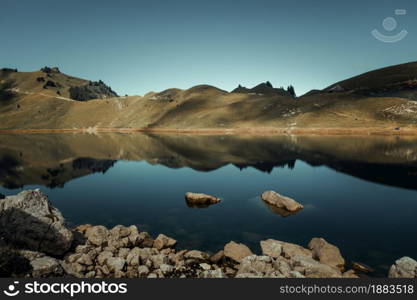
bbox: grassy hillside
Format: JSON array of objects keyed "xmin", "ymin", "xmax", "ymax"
[{"xmin": 1, "ymin": 63, "xmax": 417, "ymax": 132}]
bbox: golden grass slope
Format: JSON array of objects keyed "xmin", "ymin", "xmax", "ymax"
[{"xmin": 1, "ymin": 63, "xmax": 417, "ymax": 132}]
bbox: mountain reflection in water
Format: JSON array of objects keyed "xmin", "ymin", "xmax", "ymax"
[{"xmin": 1, "ymin": 133, "xmax": 417, "ymax": 190}]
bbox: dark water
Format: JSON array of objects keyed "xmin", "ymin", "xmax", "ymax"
[{"xmin": 1, "ymin": 133, "xmax": 417, "ymax": 276}]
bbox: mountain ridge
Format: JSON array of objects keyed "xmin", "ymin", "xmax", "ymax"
[{"xmin": 1, "ymin": 62, "xmax": 417, "ymax": 133}]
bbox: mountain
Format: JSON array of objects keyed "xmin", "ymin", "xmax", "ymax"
[
  {"xmin": 232, "ymin": 81, "xmax": 295, "ymax": 97},
  {"xmin": 0, "ymin": 67, "xmax": 118, "ymax": 102},
  {"xmin": 1, "ymin": 62, "xmax": 417, "ymax": 133},
  {"xmin": 302, "ymin": 61, "xmax": 417, "ymax": 100}
]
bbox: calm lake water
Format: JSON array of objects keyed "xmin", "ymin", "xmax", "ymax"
[{"xmin": 1, "ymin": 133, "xmax": 417, "ymax": 276}]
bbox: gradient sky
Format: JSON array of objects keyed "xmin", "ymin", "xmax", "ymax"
[{"xmin": 1, "ymin": 0, "xmax": 416, "ymax": 96}]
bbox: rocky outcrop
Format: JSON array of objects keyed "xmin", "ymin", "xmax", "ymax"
[
  {"xmin": 0, "ymin": 190, "xmax": 73, "ymax": 256},
  {"xmin": 69, "ymin": 80, "xmax": 118, "ymax": 101},
  {"xmin": 261, "ymin": 191, "xmax": 303, "ymax": 215},
  {"xmin": 185, "ymin": 192, "xmax": 220, "ymax": 208},
  {"xmin": 388, "ymin": 257, "xmax": 417, "ymax": 278}
]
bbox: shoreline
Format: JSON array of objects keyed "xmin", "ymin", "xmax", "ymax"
[
  {"xmin": 1, "ymin": 190, "xmax": 416, "ymax": 278},
  {"xmin": 1, "ymin": 126, "xmax": 417, "ymax": 136}
]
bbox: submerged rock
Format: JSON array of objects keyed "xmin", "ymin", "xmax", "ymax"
[
  {"xmin": 388, "ymin": 257, "xmax": 417, "ymax": 278},
  {"xmin": 308, "ymin": 237, "xmax": 345, "ymax": 270},
  {"xmin": 185, "ymin": 192, "xmax": 220, "ymax": 208},
  {"xmin": 0, "ymin": 190, "xmax": 73, "ymax": 256},
  {"xmin": 261, "ymin": 191, "xmax": 303, "ymax": 214},
  {"xmin": 351, "ymin": 261, "xmax": 374, "ymax": 274}
]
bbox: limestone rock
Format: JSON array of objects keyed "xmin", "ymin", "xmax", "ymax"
[
  {"xmin": 388, "ymin": 257, "xmax": 417, "ymax": 278},
  {"xmin": 272, "ymin": 240, "xmax": 312, "ymax": 260},
  {"xmin": 85, "ymin": 226, "xmax": 110, "ymax": 246},
  {"xmin": 138, "ymin": 265, "xmax": 149, "ymax": 277},
  {"xmin": 0, "ymin": 190, "xmax": 73, "ymax": 256},
  {"xmin": 261, "ymin": 191, "xmax": 303, "ymax": 213},
  {"xmin": 260, "ymin": 239, "xmax": 282, "ymax": 258},
  {"xmin": 185, "ymin": 192, "xmax": 220, "ymax": 208},
  {"xmin": 31, "ymin": 256, "xmax": 63, "ymax": 277},
  {"xmin": 184, "ymin": 250, "xmax": 209, "ymax": 261},
  {"xmin": 352, "ymin": 261, "xmax": 374, "ymax": 274},
  {"xmin": 237, "ymin": 255, "xmax": 274, "ymax": 277},
  {"xmin": 210, "ymin": 250, "xmax": 224, "ymax": 263},
  {"xmin": 292, "ymin": 254, "xmax": 342, "ymax": 278},
  {"xmin": 153, "ymin": 234, "xmax": 177, "ymax": 250},
  {"xmin": 106, "ymin": 257, "xmax": 125, "ymax": 273},
  {"xmin": 199, "ymin": 269, "xmax": 226, "ymax": 278},
  {"xmin": 308, "ymin": 237, "xmax": 345, "ymax": 270},
  {"xmin": 224, "ymin": 241, "xmax": 253, "ymax": 263}
]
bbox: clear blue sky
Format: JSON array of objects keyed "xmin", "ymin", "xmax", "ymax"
[{"xmin": 1, "ymin": 0, "xmax": 416, "ymax": 96}]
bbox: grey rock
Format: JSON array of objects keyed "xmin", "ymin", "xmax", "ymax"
[
  {"xmin": 138, "ymin": 265, "xmax": 149, "ymax": 277},
  {"xmin": 0, "ymin": 190, "xmax": 73, "ymax": 256},
  {"xmin": 85, "ymin": 226, "xmax": 110, "ymax": 247},
  {"xmin": 106, "ymin": 257, "xmax": 125, "ymax": 273},
  {"xmin": 31, "ymin": 256, "xmax": 63, "ymax": 277},
  {"xmin": 153, "ymin": 234, "xmax": 177, "ymax": 250},
  {"xmin": 388, "ymin": 257, "xmax": 417, "ymax": 278}
]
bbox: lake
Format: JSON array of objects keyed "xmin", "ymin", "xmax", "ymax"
[{"xmin": 1, "ymin": 133, "xmax": 417, "ymax": 276}]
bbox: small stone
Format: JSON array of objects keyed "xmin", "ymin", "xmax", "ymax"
[
  {"xmin": 153, "ymin": 234, "xmax": 177, "ymax": 250},
  {"xmin": 97, "ymin": 251, "xmax": 113, "ymax": 265},
  {"xmin": 160, "ymin": 264, "xmax": 174, "ymax": 274},
  {"xmin": 199, "ymin": 269, "xmax": 226, "ymax": 278},
  {"xmin": 224, "ymin": 241, "xmax": 253, "ymax": 263},
  {"xmin": 185, "ymin": 192, "xmax": 220, "ymax": 207},
  {"xmin": 138, "ymin": 265, "xmax": 150, "ymax": 277},
  {"xmin": 388, "ymin": 257, "xmax": 417, "ymax": 278},
  {"xmin": 343, "ymin": 270, "xmax": 359, "ymax": 278},
  {"xmin": 31, "ymin": 256, "xmax": 63, "ymax": 277},
  {"xmin": 118, "ymin": 248, "xmax": 130, "ymax": 259},
  {"xmin": 77, "ymin": 253, "xmax": 94, "ymax": 266},
  {"xmin": 74, "ymin": 224, "xmax": 92, "ymax": 234},
  {"xmin": 110, "ymin": 225, "xmax": 131, "ymax": 239},
  {"xmin": 106, "ymin": 257, "xmax": 125, "ymax": 273},
  {"xmin": 85, "ymin": 271, "xmax": 96, "ymax": 278},
  {"xmin": 199, "ymin": 263, "xmax": 211, "ymax": 270},
  {"xmin": 85, "ymin": 226, "xmax": 110, "ymax": 246},
  {"xmin": 147, "ymin": 273, "xmax": 158, "ymax": 278},
  {"xmin": 261, "ymin": 190, "xmax": 303, "ymax": 213},
  {"xmin": 210, "ymin": 250, "xmax": 224, "ymax": 263},
  {"xmin": 260, "ymin": 239, "xmax": 282, "ymax": 258},
  {"xmin": 184, "ymin": 250, "xmax": 209, "ymax": 261},
  {"xmin": 352, "ymin": 261, "xmax": 374, "ymax": 274},
  {"xmin": 150, "ymin": 254, "xmax": 169, "ymax": 269}
]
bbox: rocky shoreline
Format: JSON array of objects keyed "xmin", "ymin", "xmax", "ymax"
[{"xmin": 1, "ymin": 190, "xmax": 416, "ymax": 278}]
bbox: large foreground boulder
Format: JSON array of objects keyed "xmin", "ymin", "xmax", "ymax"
[
  {"xmin": 388, "ymin": 257, "xmax": 417, "ymax": 278},
  {"xmin": 261, "ymin": 191, "xmax": 303, "ymax": 215},
  {"xmin": 0, "ymin": 190, "xmax": 73, "ymax": 256}
]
